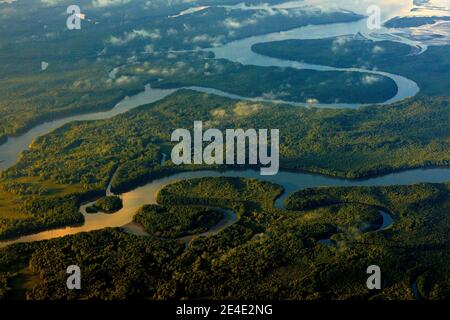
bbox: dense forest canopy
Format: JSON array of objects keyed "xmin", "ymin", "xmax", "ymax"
[
  {"xmin": 0, "ymin": 0, "xmax": 363, "ymax": 143},
  {"xmin": 0, "ymin": 90, "xmax": 449, "ymax": 239},
  {"xmin": 1, "ymin": 178, "xmax": 449, "ymax": 300},
  {"xmin": 0, "ymin": 0, "xmax": 449, "ymax": 301},
  {"xmin": 252, "ymin": 39, "xmax": 450, "ymax": 96}
]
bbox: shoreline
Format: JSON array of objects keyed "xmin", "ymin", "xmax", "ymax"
[
  {"xmin": 1, "ymin": 166, "xmax": 449, "ymax": 248},
  {"xmin": 110, "ymin": 162, "xmax": 450, "ymax": 196},
  {"xmin": 0, "ymin": 16, "xmax": 422, "ymax": 161}
]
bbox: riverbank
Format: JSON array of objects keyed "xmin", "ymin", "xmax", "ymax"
[
  {"xmin": 0, "ymin": 11, "xmax": 423, "ymax": 170},
  {"xmin": 1, "ymin": 167, "xmax": 450, "ymax": 248},
  {"xmin": 0, "ymin": 89, "xmax": 448, "ymax": 243},
  {"xmin": 3, "ymin": 173, "xmax": 448, "ymax": 299}
]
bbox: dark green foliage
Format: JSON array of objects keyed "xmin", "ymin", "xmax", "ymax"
[
  {"xmin": 87, "ymin": 196, "xmax": 123, "ymax": 214},
  {"xmin": 1, "ymin": 182, "xmax": 49, "ymax": 196},
  {"xmin": 0, "ymin": 0, "xmax": 362, "ymax": 142},
  {"xmin": 0, "ymin": 0, "xmax": 449, "ymax": 302},
  {"xmin": 253, "ymin": 38, "xmax": 412, "ymax": 69},
  {"xmin": 158, "ymin": 176, "xmax": 284, "ymax": 211},
  {"xmin": 286, "ymin": 183, "xmax": 450, "ymax": 247},
  {"xmin": 1, "ymin": 179, "xmax": 449, "ymax": 300},
  {"xmin": 153, "ymin": 61, "xmax": 397, "ymax": 104},
  {"xmin": 0, "ymin": 195, "xmax": 85, "ymax": 240},
  {"xmin": 7, "ymin": 229, "xmax": 183, "ymax": 300},
  {"xmin": 1, "ymin": 91, "xmax": 449, "ymax": 238},
  {"xmin": 252, "ymin": 38, "xmax": 450, "ymax": 96},
  {"xmin": 134, "ymin": 204, "xmax": 223, "ymax": 238}
]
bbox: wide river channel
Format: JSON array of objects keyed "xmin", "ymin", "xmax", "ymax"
[{"xmin": 0, "ymin": 1, "xmax": 448, "ymax": 248}]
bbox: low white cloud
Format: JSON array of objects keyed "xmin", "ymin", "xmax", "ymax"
[
  {"xmin": 307, "ymin": 98, "xmax": 319, "ymax": 106},
  {"xmin": 92, "ymin": 0, "xmax": 131, "ymax": 8},
  {"xmin": 188, "ymin": 34, "xmax": 225, "ymax": 47},
  {"xmin": 108, "ymin": 29, "xmax": 161, "ymax": 46},
  {"xmin": 362, "ymin": 74, "xmax": 382, "ymax": 85},
  {"xmin": 115, "ymin": 75, "xmax": 137, "ymax": 85},
  {"xmin": 331, "ymin": 36, "xmax": 352, "ymax": 53},
  {"xmin": 223, "ymin": 18, "xmax": 253, "ymax": 29},
  {"xmin": 40, "ymin": 0, "xmax": 65, "ymax": 5},
  {"xmin": 372, "ymin": 45, "xmax": 385, "ymax": 54}
]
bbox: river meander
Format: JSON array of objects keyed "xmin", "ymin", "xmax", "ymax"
[
  {"xmin": 0, "ymin": 2, "xmax": 424, "ymax": 170},
  {"xmin": 0, "ymin": 1, "xmax": 447, "ymax": 248},
  {"xmin": 1, "ymin": 167, "xmax": 449, "ymax": 248}
]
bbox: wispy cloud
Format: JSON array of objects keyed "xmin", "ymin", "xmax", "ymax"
[
  {"xmin": 92, "ymin": 0, "xmax": 131, "ymax": 7},
  {"xmin": 108, "ymin": 29, "xmax": 161, "ymax": 46},
  {"xmin": 362, "ymin": 75, "xmax": 382, "ymax": 85}
]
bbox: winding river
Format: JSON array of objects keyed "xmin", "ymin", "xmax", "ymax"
[
  {"xmin": 318, "ymin": 209, "xmax": 394, "ymax": 247},
  {"xmin": 0, "ymin": 1, "xmax": 448, "ymax": 248},
  {"xmin": 1, "ymin": 167, "xmax": 450, "ymax": 248},
  {"xmin": 0, "ymin": 2, "xmax": 424, "ymax": 171}
]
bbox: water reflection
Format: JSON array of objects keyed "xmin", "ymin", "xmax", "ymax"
[
  {"xmin": 0, "ymin": 87, "xmax": 176, "ymax": 171},
  {"xmin": 0, "ymin": 0, "xmax": 429, "ymax": 171},
  {"xmin": 1, "ymin": 167, "xmax": 450, "ymax": 248},
  {"xmin": 0, "ymin": 0, "xmax": 448, "ymax": 248}
]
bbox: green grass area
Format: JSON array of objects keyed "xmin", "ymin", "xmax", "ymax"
[{"xmin": 1, "ymin": 178, "xmax": 449, "ymax": 300}]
